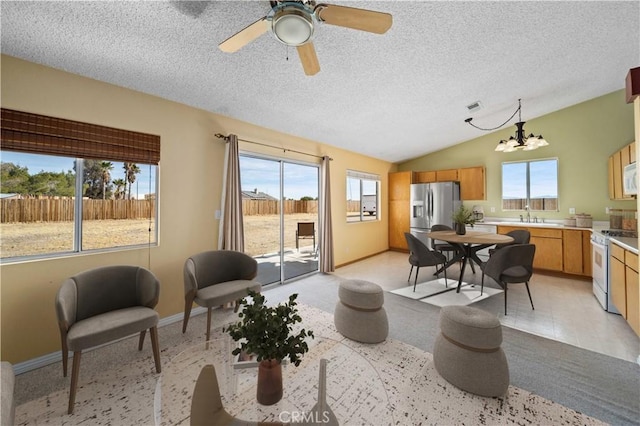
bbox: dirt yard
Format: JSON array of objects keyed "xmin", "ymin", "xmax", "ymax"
[{"xmin": 0, "ymin": 214, "xmax": 317, "ymax": 259}]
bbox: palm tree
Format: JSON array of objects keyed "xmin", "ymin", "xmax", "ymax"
[
  {"xmin": 100, "ymin": 161, "xmax": 113, "ymax": 200},
  {"xmin": 112, "ymin": 178, "xmax": 126, "ymax": 200},
  {"xmin": 123, "ymin": 162, "xmax": 141, "ymax": 199}
]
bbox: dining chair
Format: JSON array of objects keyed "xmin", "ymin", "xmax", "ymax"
[
  {"xmin": 404, "ymin": 232, "xmax": 448, "ymax": 291},
  {"xmin": 430, "ymin": 224, "xmax": 457, "ymax": 260},
  {"xmin": 482, "ymin": 229, "xmax": 530, "ymax": 283},
  {"xmin": 481, "ymin": 243, "xmax": 536, "ymax": 315},
  {"xmin": 488, "ymin": 229, "xmax": 531, "ymax": 256},
  {"xmin": 431, "ymin": 224, "xmax": 474, "ymax": 273}
]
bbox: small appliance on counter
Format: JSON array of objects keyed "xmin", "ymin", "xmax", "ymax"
[{"xmin": 472, "ymin": 205, "xmax": 484, "ymax": 222}]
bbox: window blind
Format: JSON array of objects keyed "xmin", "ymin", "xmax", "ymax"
[
  {"xmin": 346, "ymin": 169, "xmax": 380, "ymax": 181},
  {"xmin": 0, "ymin": 108, "xmax": 160, "ymax": 164}
]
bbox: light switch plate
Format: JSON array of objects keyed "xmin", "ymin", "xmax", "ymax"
[{"xmin": 569, "ymin": 207, "xmax": 575, "ymax": 214}]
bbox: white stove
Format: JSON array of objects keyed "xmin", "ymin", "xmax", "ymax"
[{"xmin": 590, "ymin": 229, "xmax": 629, "ymax": 314}]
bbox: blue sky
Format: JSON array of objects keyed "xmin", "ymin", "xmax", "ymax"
[
  {"xmin": 0, "ymin": 151, "xmax": 155, "ymax": 198},
  {"xmin": 502, "ymin": 159, "xmax": 558, "ymax": 198},
  {"xmin": 240, "ymin": 156, "xmax": 318, "ymax": 200}
]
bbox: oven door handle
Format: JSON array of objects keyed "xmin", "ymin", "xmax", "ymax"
[{"xmin": 590, "ymin": 240, "xmax": 607, "ymax": 250}]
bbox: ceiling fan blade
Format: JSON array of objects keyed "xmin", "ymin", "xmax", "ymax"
[
  {"xmin": 315, "ymin": 4, "xmax": 392, "ymax": 34},
  {"xmin": 219, "ymin": 17, "xmax": 268, "ymax": 53},
  {"xmin": 297, "ymin": 42, "xmax": 320, "ymax": 76}
]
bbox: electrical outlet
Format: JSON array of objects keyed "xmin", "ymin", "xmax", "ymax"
[
  {"xmin": 569, "ymin": 207, "xmax": 575, "ymax": 214},
  {"xmin": 490, "ymin": 207, "xmax": 496, "ymax": 213},
  {"xmin": 214, "ymin": 210, "xmax": 221, "ymax": 220},
  {"xmin": 605, "ymin": 207, "xmax": 610, "ymax": 214}
]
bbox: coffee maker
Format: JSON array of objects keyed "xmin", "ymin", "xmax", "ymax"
[{"xmin": 472, "ymin": 205, "xmax": 484, "ymax": 222}]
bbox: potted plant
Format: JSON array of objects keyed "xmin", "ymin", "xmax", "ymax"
[
  {"xmin": 224, "ymin": 290, "xmax": 314, "ymax": 405},
  {"xmin": 452, "ymin": 204, "xmax": 476, "ymax": 235}
]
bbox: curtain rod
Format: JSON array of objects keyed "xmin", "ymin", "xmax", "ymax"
[{"xmin": 214, "ymin": 133, "xmax": 332, "ymax": 161}]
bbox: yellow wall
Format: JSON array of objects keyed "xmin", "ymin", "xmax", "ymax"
[
  {"xmin": 0, "ymin": 55, "xmax": 393, "ymax": 364},
  {"xmin": 399, "ymin": 91, "xmax": 636, "ymax": 220}
]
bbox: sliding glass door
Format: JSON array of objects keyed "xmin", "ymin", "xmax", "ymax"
[{"xmin": 240, "ymin": 154, "xmax": 319, "ymax": 285}]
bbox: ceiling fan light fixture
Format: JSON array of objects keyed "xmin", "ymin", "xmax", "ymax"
[{"xmin": 271, "ymin": 6, "xmax": 314, "ymax": 46}]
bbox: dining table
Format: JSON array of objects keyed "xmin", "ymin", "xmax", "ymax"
[{"xmin": 426, "ymin": 230, "xmax": 514, "ymax": 293}]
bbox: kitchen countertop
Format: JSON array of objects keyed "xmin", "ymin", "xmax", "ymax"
[
  {"xmin": 610, "ymin": 236, "xmax": 639, "ymax": 254},
  {"xmin": 477, "ymin": 219, "xmax": 639, "ymax": 254}
]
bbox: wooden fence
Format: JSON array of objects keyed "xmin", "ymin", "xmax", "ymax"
[
  {"xmin": 1, "ymin": 198, "xmax": 362, "ymax": 223},
  {"xmin": 1, "ymin": 198, "xmax": 156, "ymax": 223},
  {"xmin": 502, "ymin": 197, "xmax": 558, "ymax": 211}
]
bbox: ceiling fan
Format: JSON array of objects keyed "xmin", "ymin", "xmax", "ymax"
[{"xmin": 218, "ymin": 1, "xmax": 393, "ymax": 76}]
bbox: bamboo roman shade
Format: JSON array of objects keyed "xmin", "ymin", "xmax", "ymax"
[{"xmin": 0, "ymin": 108, "xmax": 160, "ymax": 164}]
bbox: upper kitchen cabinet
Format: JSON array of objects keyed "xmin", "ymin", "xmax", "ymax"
[
  {"xmin": 609, "ymin": 141, "xmax": 636, "ymax": 200},
  {"xmin": 413, "ymin": 166, "xmax": 486, "ymax": 200},
  {"xmin": 414, "ymin": 170, "xmax": 436, "ymax": 183},
  {"xmin": 458, "ymin": 166, "xmax": 486, "ymax": 200},
  {"xmin": 436, "ymin": 169, "xmax": 458, "ymax": 182}
]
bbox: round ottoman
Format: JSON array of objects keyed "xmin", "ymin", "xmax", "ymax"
[
  {"xmin": 433, "ymin": 305, "xmax": 509, "ymax": 397},
  {"xmin": 334, "ymin": 279, "xmax": 388, "ymax": 343}
]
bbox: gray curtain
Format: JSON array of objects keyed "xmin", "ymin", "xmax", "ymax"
[
  {"xmin": 319, "ymin": 155, "xmax": 334, "ymax": 272},
  {"xmin": 218, "ymin": 134, "xmax": 244, "ymax": 251}
]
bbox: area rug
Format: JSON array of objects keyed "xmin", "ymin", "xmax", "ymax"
[
  {"xmin": 388, "ymin": 278, "xmax": 458, "ymax": 299},
  {"xmin": 14, "ymin": 304, "xmax": 602, "ymax": 425},
  {"xmin": 419, "ymin": 284, "xmax": 503, "ymax": 307}
]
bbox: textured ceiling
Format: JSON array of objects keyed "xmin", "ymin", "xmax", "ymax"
[{"xmin": 1, "ymin": 1, "xmax": 639, "ymax": 163}]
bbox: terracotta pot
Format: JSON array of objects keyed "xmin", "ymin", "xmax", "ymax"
[
  {"xmin": 256, "ymin": 359, "xmax": 283, "ymax": 405},
  {"xmin": 455, "ymin": 223, "xmax": 466, "ymax": 235}
]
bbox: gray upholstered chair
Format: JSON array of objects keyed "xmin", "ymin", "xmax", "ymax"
[
  {"xmin": 182, "ymin": 250, "xmax": 261, "ymax": 342},
  {"xmin": 481, "ymin": 243, "xmax": 536, "ymax": 315},
  {"xmin": 404, "ymin": 232, "xmax": 448, "ymax": 291},
  {"xmin": 488, "ymin": 229, "xmax": 531, "ymax": 256},
  {"xmin": 55, "ymin": 265, "xmax": 161, "ymax": 414},
  {"xmin": 431, "ymin": 224, "xmax": 474, "ymax": 273}
]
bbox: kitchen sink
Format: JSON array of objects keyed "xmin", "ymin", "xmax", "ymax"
[{"xmin": 489, "ymin": 221, "xmax": 561, "ymax": 227}]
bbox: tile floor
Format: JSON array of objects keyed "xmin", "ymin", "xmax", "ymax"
[{"xmin": 333, "ymin": 251, "xmax": 640, "ymax": 364}]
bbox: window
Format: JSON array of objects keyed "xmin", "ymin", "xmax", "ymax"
[
  {"xmin": 502, "ymin": 158, "xmax": 558, "ymax": 211},
  {"xmin": 346, "ymin": 170, "xmax": 380, "ymax": 222},
  {"xmin": 0, "ymin": 108, "xmax": 159, "ymax": 261}
]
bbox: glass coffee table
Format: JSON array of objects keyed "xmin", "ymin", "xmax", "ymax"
[{"xmin": 154, "ymin": 335, "xmax": 393, "ymax": 425}]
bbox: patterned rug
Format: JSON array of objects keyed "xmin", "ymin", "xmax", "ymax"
[{"xmin": 15, "ymin": 304, "xmax": 602, "ymax": 425}]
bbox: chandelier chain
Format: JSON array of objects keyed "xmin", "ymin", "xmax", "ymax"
[{"xmin": 466, "ymin": 100, "xmax": 522, "ymax": 132}]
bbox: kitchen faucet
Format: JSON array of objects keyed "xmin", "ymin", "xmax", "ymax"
[{"xmin": 525, "ymin": 205, "xmax": 531, "ymax": 223}]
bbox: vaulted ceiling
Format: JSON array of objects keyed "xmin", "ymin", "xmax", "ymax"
[{"xmin": 1, "ymin": 1, "xmax": 638, "ymax": 163}]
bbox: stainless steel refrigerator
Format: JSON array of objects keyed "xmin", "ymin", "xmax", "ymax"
[{"xmin": 409, "ymin": 181, "xmax": 461, "ymax": 247}]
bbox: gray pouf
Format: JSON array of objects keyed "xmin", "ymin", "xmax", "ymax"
[
  {"xmin": 433, "ymin": 305, "xmax": 509, "ymax": 397},
  {"xmin": 334, "ymin": 279, "xmax": 388, "ymax": 343}
]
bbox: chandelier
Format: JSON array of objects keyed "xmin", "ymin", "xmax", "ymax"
[{"xmin": 464, "ymin": 99, "xmax": 549, "ymax": 152}]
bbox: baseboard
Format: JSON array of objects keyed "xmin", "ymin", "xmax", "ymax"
[{"xmin": 12, "ymin": 306, "xmax": 208, "ymax": 375}]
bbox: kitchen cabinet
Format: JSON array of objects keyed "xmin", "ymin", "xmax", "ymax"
[
  {"xmin": 413, "ymin": 165, "xmax": 486, "ymax": 200},
  {"xmin": 582, "ymin": 230, "xmax": 592, "ymax": 277},
  {"xmin": 563, "ymin": 230, "xmax": 584, "ymax": 274},
  {"xmin": 388, "ymin": 171, "xmax": 413, "ymax": 251},
  {"xmin": 530, "ymin": 228, "xmax": 563, "ymax": 272},
  {"xmin": 414, "ymin": 171, "xmax": 436, "ymax": 183},
  {"xmin": 497, "ymin": 225, "xmax": 591, "ymax": 276},
  {"xmin": 625, "ymin": 250, "xmax": 639, "ymax": 335},
  {"xmin": 610, "ymin": 241, "xmax": 640, "ymax": 336},
  {"xmin": 610, "ymin": 244, "xmax": 627, "ymax": 317},
  {"xmin": 436, "ymin": 169, "xmax": 458, "ymax": 182},
  {"xmin": 458, "ymin": 166, "xmax": 486, "ymax": 200},
  {"xmin": 609, "ymin": 141, "xmax": 636, "ymax": 200}
]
